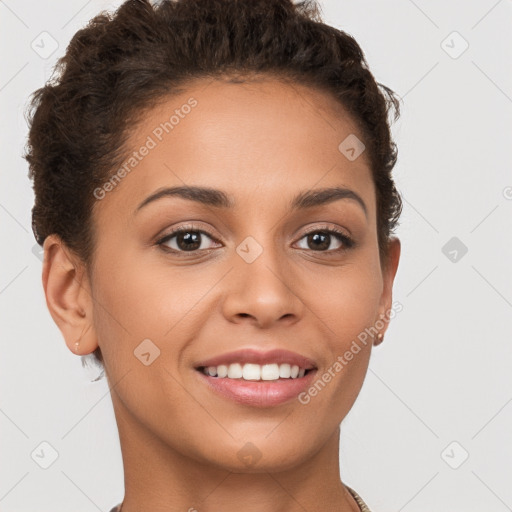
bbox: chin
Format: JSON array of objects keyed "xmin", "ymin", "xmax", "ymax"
[{"xmin": 190, "ymin": 433, "xmax": 321, "ymax": 474}]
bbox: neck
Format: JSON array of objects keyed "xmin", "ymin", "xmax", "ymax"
[{"xmin": 112, "ymin": 396, "xmax": 360, "ymax": 512}]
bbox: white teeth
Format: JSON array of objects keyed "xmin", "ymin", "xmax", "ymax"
[
  {"xmin": 227, "ymin": 363, "xmax": 243, "ymax": 379},
  {"xmin": 261, "ymin": 364, "xmax": 280, "ymax": 380},
  {"xmin": 279, "ymin": 363, "xmax": 291, "ymax": 378},
  {"xmin": 202, "ymin": 362, "xmax": 309, "ymax": 380},
  {"xmin": 217, "ymin": 364, "xmax": 228, "ymax": 378},
  {"xmin": 242, "ymin": 363, "xmax": 261, "ymax": 380}
]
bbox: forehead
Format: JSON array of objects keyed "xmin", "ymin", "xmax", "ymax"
[{"xmin": 95, "ymin": 77, "xmax": 375, "ymax": 219}]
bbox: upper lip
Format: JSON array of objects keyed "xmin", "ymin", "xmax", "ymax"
[{"xmin": 195, "ymin": 348, "xmax": 317, "ymax": 370}]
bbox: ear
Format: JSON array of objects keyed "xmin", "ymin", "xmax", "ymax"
[
  {"xmin": 375, "ymin": 236, "xmax": 401, "ymax": 344},
  {"xmin": 41, "ymin": 234, "xmax": 98, "ymax": 355}
]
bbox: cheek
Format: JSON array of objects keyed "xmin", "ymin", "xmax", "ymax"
[
  {"xmin": 91, "ymin": 248, "xmax": 170, "ymax": 329},
  {"xmin": 89, "ymin": 249, "xmax": 218, "ymax": 362},
  {"xmin": 296, "ymin": 273, "xmax": 378, "ymax": 425},
  {"xmin": 308, "ymin": 260, "xmax": 383, "ymax": 336}
]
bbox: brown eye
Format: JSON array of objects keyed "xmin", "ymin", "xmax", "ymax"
[
  {"xmin": 158, "ymin": 227, "xmax": 220, "ymax": 253},
  {"xmin": 295, "ymin": 228, "xmax": 354, "ymax": 252}
]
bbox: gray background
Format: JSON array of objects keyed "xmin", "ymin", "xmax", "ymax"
[{"xmin": 1, "ymin": 0, "xmax": 511, "ymax": 511}]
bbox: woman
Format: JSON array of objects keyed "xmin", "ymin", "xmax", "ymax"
[{"xmin": 25, "ymin": 0, "xmax": 402, "ymax": 510}]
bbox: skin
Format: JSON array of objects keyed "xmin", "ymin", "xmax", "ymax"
[{"xmin": 42, "ymin": 77, "xmax": 400, "ymax": 512}]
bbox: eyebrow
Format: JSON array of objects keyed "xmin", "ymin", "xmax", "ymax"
[{"xmin": 135, "ymin": 185, "xmax": 367, "ymax": 218}]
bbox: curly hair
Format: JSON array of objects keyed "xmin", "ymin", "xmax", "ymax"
[{"xmin": 24, "ymin": 0, "xmax": 403, "ymax": 368}]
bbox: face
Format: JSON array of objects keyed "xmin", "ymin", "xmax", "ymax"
[{"xmin": 50, "ymin": 77, "xmax": 400, "ymax": 473}]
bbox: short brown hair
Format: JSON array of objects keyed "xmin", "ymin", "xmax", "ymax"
[{"xmin": 25, "ymin": 0, "xmax": 403, "ymax": 368}]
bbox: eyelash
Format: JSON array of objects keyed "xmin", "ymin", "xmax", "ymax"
[{"xmin": 156, "ymin": 223, "xmax": 355, "ymax": 256}]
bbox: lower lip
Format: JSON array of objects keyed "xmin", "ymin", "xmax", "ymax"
[{"xmin": 196, "ymin": 369, "xmax": 317, "ymax": 407}]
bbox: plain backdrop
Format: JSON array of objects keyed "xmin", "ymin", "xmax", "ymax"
[{"xmin": 1, "ymin": 1, "xmax": 511, "ymax": 511}]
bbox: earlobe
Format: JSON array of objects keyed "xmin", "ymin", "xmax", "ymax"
[{"xmin": 42, "ymin": 234, "xmax": 98, "ymax": 355}]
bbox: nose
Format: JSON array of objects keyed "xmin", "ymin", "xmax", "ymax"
[{"xmin": 221, "ymin": 239, "xmax": 304, "ymax": 329}]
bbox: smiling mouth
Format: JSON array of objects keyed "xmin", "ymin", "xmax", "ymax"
[{"xmin": 196, "ymin": 363, "xmax": 313, "ymax": 381}]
